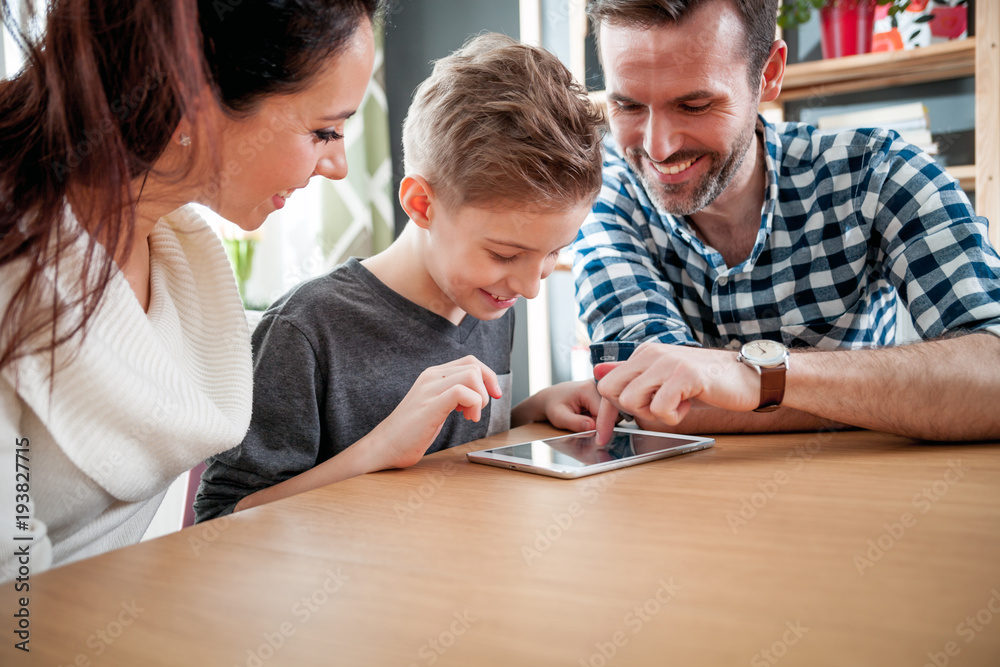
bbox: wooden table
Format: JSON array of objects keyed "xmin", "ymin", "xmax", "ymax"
[{"xmin": 5, "ymin": 425, "xmax": 1000, "ymax": 666}]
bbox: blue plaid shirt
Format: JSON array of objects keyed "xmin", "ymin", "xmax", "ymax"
[{"xmin": 574, "ymin": 117, "xmax": 1000, "ymax": 363}]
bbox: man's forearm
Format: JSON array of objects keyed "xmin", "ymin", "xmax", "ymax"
[
  {"xmin": 593, "ymin": 333, "xmax": 1000, "ymax": 442},
  {"xmin": 636, "ymin": 406, "xmax": 849, "ymax": 435},
  {"xmin": 784, "ymin": 332, "xmax": 1000, "ymax": 440}
]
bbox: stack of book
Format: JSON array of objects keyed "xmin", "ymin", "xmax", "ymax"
[{"xmin": 816, "ymin": 102, "xmax": 938, "ymax": 156}]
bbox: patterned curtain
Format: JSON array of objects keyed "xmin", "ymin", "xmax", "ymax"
[{"xmin": 318, "ymin": 27, "xmax": 395, "ymax": 268}]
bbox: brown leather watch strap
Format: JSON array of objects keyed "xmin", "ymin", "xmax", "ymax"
[{"xmin": 755, "ymin": 364, "xmax": 786, "ymax": 413}]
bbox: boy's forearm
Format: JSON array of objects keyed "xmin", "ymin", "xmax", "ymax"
[
  {"xmin": 234, "ymin": 442, "xmax": 376, "ymax": 512},
  {"xmin": 510, "ymin": 392, "xmax": 547, "ymax": 427}
]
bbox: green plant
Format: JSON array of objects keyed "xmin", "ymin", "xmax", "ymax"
[
  {"xmin": 776, "ymin": 0, "xmax": 909, "ymax": 29},
  {"xmin": 222, "ymin": 237, "xmax": 257, "ymax": 305}
]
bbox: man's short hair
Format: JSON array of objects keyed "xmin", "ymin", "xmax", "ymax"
[
  {"xmin": 402, "ymin": 33, "xmax": 604, "ymax": 212},
  {"xmin": 586, "ymin": 0, "xmax": 779, "ymax": 89}
]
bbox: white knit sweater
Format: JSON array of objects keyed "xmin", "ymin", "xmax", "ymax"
[{"xmin": 0, "ymin": 204, "xmax": 253, "ymax": 580}]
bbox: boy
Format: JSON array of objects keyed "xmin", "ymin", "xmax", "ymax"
[{"xmin": 194, "ymin": 33, "xmax": 605, "ymax": 520}]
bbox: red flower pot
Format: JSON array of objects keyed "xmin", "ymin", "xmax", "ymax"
[
  {"xmin": 819, "ymin": 0, "xmax": 877, "ymax": 59},
  {"xmin": 930, "ymin": 7, "xmax": 967, "ymax": 40}
]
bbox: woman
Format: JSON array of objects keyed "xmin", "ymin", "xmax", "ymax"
[{"xmin": 0, "ymin": 0, "xmax": 379, "ymax": 579}]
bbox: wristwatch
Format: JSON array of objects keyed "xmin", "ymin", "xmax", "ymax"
[{"xmin": 736, "ymin": 339, "xmax": 789, "ymax": 413}]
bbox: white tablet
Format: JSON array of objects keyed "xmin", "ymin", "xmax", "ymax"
[{"xmin": 466, "ymin": 427, "xmax": 714, "ymax": 479}]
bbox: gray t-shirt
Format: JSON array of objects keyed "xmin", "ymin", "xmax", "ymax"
[{"xmin": 194, "ymin": 258, "xmax": 513, "ymax": 521}]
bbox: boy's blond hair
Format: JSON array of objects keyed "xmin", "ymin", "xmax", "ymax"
[{"xmin": 402, "ymin": 33, "xmax": 604, "ymax": 212}]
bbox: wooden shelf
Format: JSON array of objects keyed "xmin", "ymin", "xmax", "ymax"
[
  {"xmin": 770, "ymin": 20, "xmax": 998, "ymax": 244},
  {"xmin": 977, "ymin": 4, "xmax": 1000, "ymax": 245},
  {"xmin": 946, "ymin": 164, "xmax": 976, "ymax": 194},
  {"xmin": 778, "ymin": 38, "xmax": 976, "ymax": 102}
]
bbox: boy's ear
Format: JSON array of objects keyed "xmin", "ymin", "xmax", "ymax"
[{"xmin": 399, "ymin": 175, "xmax": 435, "ymax": 229}]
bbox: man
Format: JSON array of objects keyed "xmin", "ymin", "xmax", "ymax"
[{"xmin": 574, "ymin": 0, "xmax": 1000, "ymax": 441}]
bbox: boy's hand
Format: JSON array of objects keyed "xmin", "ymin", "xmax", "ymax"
[
  {"xmin": 512, "ymin": 380, "xmax": 602, "ymax": 433},
  {"xmin": 368, "ymin": 355, "xmax": 502, "ymax": 470},
  {"xmin": 225, "ymin": 359, "xmax": 501, "ymax": 515},
  {"xmin": 543, "ymin": 380, "xmax": 603, "ymax": 432}
]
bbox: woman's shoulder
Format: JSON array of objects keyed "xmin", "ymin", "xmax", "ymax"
[
  {"xmin": 152, "ymin": 204, "xmax": 247, "ymax": 301},
  {"xmin": 0, "ymin": 204, "xmax": 78, "ymax": 306}
]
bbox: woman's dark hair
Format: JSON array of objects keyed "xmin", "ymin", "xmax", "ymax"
[
  {"xmin": 199, "ymin": 0, "xmax": 382, "ymax": 115},
  {"xmin": 0, "ymin": 0, "xmax": 381, "ymax": 376}
]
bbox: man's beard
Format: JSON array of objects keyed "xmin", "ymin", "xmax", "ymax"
[{"xmin": 624, "ymin": 121, "xmax": 756, "ymax": 218}]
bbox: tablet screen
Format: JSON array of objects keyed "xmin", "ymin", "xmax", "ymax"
[{"xmin": 486, "ymin": 431, "xmax": 702, "ymax": 468}]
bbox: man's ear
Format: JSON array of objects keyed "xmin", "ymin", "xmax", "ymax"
[
  {"xmin": 399, "ymin": 175, "xmax": 435, "ymax": 229},
  {"xmin": 758, "ymin": 39, "xmax": 787, "ymax": 104}
]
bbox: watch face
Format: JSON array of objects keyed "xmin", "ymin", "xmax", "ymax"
[{"xmin": 741, "ymin": 339, "xmax": 787, "ymax": 366}]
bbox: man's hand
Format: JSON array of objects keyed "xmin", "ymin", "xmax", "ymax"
[
  {"xmin": 594, "ymin": 395, "xmax": 622, "ymax": 446},
  {"xmin": 594, "ymin": 342, "xmax": 761, "ymax": 432}
]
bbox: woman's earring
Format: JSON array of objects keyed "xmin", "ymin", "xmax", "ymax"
[{"xmin": 179, "ymin": 134, "xmax": 192, "ymax": 147}]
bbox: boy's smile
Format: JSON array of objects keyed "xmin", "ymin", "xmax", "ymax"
[
  {"xmin": 364, "ymin": 185, "xmax": 592, "ymax": 327},
  {"xmin": 422, "ymin": 203, "xmax": 590, "ymax": 324},
  {"xmin": 361, "ymin": 174, "xmax": 596, "ymax": 327},
  {"xmin": 481, "ymin": 290, "xmax": 519, "ymax": 310}
]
